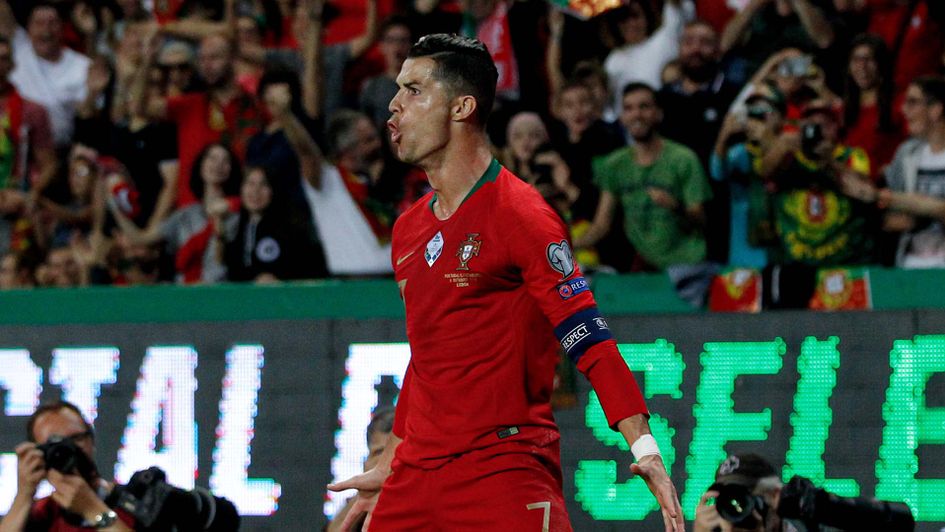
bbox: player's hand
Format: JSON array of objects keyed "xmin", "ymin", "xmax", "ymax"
[
  {"xmin": 693, "ymin": 489, "xmax": 722, "ymax": 532},
  {"xmin": 327, "ymin": 466, "xmax": 390, "ymax": 531},
  {"xmin": 15, "ymin": 442, "xmax": 45, "ymax": 496},
  {"xmin": 630, "ymin": 454, "xmax": 684, "ymax": 532}
]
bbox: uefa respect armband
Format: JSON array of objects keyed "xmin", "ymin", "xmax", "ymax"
[{"xmin": 554, "ymin": 307, "xmax": 612, "ymax": 364}]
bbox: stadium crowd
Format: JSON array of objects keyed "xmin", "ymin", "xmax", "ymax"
[{"xmin": 0, "ymin": 0, "xmax": 942, "ymax": 307}]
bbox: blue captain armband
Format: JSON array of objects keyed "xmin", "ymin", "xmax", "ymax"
[{"xmin": 554, "ymin": 307, "xmax": 612, "ymax": 364}]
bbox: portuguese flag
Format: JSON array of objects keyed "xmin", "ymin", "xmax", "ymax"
[
  {"xmin": 708, "ymin": 267, "xmax": 762, "ymax": 313},
  {"xmin": 809, "ymin": 267, "xmax": 872, "ymax": 311},
  {"xmin": 550, "ymin": 0, "xmax": 623, "ymax": 19}
]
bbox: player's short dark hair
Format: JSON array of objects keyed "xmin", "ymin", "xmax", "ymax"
[
  {"xmin": 622, "ymin": 81, "xmax": 658, "ymax": 104},
  {"xmin": 913, "ymin": 75, "xmax": 945, "ymax": 111},
  {"xmin": 407, "ymin": 33, "xmax": 497, "ymax": 127},
  {"xmin": 27, "ymin": 401, "xmax": 93, "ymax": 443}
]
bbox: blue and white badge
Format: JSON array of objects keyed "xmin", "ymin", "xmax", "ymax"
[
  {"xmin": 425, "ymin": 231, "xmax": 444, "ymax": 267},
  {"xmin": 255, "ymin": 237, "xmax": 281, "ymax": 263},
  {"xmin": 557, "ymin": 276, "xmax": 589, "ymax": 300}
]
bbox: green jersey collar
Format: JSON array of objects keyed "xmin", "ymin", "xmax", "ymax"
[{"xmin": 429, "ymin": 158, "xmax": 502, "ymax": 212}]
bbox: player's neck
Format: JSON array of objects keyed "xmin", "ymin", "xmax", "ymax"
[{"xmin": 427, "ymin": 140, "xmax": 493, "ymax": 220}]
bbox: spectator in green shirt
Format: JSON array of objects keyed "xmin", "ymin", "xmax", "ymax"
[
  {"xmin": 576, "ymin": 82, "xmax": 713, "ymax": 271},
  {"xmin": 575, "ymin": 82, "xmax": 716, "ymax": 306}
]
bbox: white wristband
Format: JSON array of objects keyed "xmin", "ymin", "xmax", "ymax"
[{"xmin": 630, "ymin": 434, "xmax": 661, "ymax": 461}]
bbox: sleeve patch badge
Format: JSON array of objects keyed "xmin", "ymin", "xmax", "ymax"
[
  {"xmin": 425, "ymin": 231, "xmax": 444, "ymax": 267},
  {"xmin": 546, "ymin": 240, "xmax": 575, "ymax": 280},
  {"xmin": 557, "ymin": 276, "xmax": 589, "ymax": 300}
]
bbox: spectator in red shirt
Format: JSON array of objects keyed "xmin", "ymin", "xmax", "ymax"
[
  {"xmin": 867, "ymin": 0, "xmax": 945, "ymax": 96},
  {"xmin": 842, "ymin": 33, "xmax": 906, "ymax": 181},
  {"xmin": 132, "ymin": 32, "xmax": 264, "ymax": 207}
]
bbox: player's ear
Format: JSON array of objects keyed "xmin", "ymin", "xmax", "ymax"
[{"xmin": 451, "ymin": 95, "xmax": 478, "ymax": 123}]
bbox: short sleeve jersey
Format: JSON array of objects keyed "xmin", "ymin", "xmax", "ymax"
[{"xmin": 390, "ymin": 160, "xmax": 647, "ymax": 468}]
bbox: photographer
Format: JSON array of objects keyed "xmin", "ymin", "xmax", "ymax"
[
  {"xmin": 0, "ymin": 401, "xmax": 239, "ymax": 532},
  {"xmin": 693, "ymin": 453, "xmax": 788, "ymax": 532},
  {"xmin": 693, "ymin": 453, "xmax": 914, "ymax": 532},
  {"xmin": 0, "ymin": 401, "xmax": 134, "ymax": 531}
]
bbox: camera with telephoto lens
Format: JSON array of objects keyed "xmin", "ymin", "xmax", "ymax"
[
  {"xmin": 777, "ymin": 475, "xmax": 914, "ymax": 531},
  {"xmin": 710, "ymin": 481, "xmax": 767, "ymax": 529},
  {"xmin": 713, "ymin": 475, "xmax": 915, "ymax": 531},
  {"xmin": 109, "ymin": 466, "xmax": 240, "ymax": 531},
  {"xmin": 37, "ymin": 436, "xmax": 96, "ymax": 479},
  {"xmin": 801, "ymin": 122, "xmax": 823, "ymax": 156}
]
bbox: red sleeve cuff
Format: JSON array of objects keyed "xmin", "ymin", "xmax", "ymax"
[{"xmin": 576, "ymin": 340, "xmax": 648, "ymax": 429}]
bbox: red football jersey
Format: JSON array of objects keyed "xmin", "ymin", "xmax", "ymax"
[{"xmin": 390, "ymin": 159, "xmax": 647, "ymax": 468}]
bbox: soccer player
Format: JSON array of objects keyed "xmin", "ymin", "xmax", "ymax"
[{"xmin": 328, "ymin": 34, "xmax": 684, "ymax": 531}]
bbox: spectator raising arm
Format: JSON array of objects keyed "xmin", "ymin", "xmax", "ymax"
[
  {"xmin": 106, "ymin": 191, "xmax": 165, "ymax": 247},
  {"xmin": 349, "ymin": 0, "xmax": 379, "ymax": 60},
  {"xmin": 128, "ymin": 29, "xmax": 168, "ymax": 121},
  {"xmin": 0, "ymin": 1, "xmax": 14, "ymax": 40},
  {"xmin": 545, "ymin": 8, "xmax": 565, "ymax": 101},
  {"xmin": 263, "ymin": 78, "xmax": 324, "ymax": 187},
  {"xmin": 791, "ymin": 0, "xmax": 834, "ymax": 49},
  {"xmin": 572, "ymin": 190, "xmax": 616, "ymax": 249},
  {"xmin": 301, "ymin": 0, "xmax": 326, "ymax": 119},
  {"xmin": 720, "ymin": 0, "xmax": 768, "ymax": 55},
  {"xmin": 160, "ymin": 0, "xmax": 236, "ymax": 42}
]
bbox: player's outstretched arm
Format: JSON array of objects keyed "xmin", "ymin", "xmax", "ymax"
[
  {"xmin": 618, "ymin": 415, "xmax": 685, "ymax": 532},
  {"xmin": 327, "ymin": 434, "xmax": 402, "ymax": 531}
]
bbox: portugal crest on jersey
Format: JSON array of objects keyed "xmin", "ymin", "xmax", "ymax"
[
  {"xmin": 546, "ymin": 240, "xmax": 575, "ymax": 280},
  {"xmin": 456, "ymin": 233, "xmax": 481, "ymax": 270}
]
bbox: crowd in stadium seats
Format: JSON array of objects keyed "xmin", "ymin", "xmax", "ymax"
[{"xmin": 0, "ymin": 0, "xmax": 942, "ymax": 305}]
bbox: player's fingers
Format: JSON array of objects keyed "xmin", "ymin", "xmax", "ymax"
[
  {"xmin": 327, "ymin": 476, "xmax": 363, "ymax": 492},
  {"xmin": 662, "ymin": 506, "xmax": 680, "ymax": 532},
  {"xmin": 361, "ymin": 509, "xmax": 372, "ymax": 532}
]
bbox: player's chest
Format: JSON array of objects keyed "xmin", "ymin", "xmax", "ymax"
[{"xmin": 394, "ymin": 221, "xmax": 514, "ymax": 299}]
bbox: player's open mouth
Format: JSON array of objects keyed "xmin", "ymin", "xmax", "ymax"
[{"xmin": 388, "ymin": 121, "xmax": 401, "ymax": 144}]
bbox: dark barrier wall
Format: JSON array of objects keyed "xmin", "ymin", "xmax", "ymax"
[{"xmin": 0, "ymin": 306, "xmax": 942, "ymax": 530}]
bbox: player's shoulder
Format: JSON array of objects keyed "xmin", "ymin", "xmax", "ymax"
[
  {"xmin": 493, "ymin": 166, "xmax": 548, "ymax": 210},
  {"xmin": 492, "ymin": 167, "xmax": 565, "ymax": 231},
  {"xmin": 392, "ymin": 190, "xmax": 435, "ymax": 236}
]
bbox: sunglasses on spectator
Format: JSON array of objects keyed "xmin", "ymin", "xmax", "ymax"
[{"xmin": 747, "ymin": 103, "xmax": 776, "ymax": 121}]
